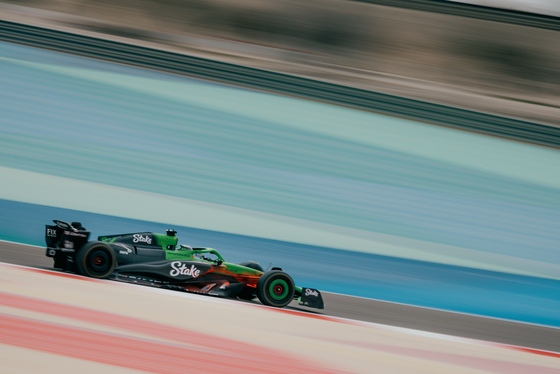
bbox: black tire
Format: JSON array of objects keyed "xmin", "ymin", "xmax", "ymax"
[
  {"xmin": 75, "ymin": 242, "xmax": 116, "ymax": 278},
  {"xmin": 256, "ymin": 271, "xmax": 295, "ymax": 308}
]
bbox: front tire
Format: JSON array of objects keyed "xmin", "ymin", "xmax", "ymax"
[
  {"xmin": 256, "ymin": 271, "xmax": 295, "ymax": 308},
  {"xmin": 75, "ymin": 242, "xmax": 116, "ymax": 278}
]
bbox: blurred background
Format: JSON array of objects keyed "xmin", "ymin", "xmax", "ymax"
[
  {"xmin": 1, "ymin": 0, "xmax": 560, "ymax": 124},
  {"xmin": 1, "ymin": 0, "xmax": 560, "ymax": 325}
]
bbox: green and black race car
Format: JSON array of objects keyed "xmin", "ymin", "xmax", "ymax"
[{"xmin": 45, "ymin": 219, "xmax": 324, "ymax": 309}]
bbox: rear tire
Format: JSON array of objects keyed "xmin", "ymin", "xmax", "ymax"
[
  {"xmin": 75, "ymin": 242, "xmax": 116, "ymax": 278},
  {"xmin": 256, "ymin": 271, "xmax": 295, "ymax": 308}
]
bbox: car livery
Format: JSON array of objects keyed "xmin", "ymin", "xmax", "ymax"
[{"xmin": 45, "ymin": 220, "xmax": 324, "ymax": 309}]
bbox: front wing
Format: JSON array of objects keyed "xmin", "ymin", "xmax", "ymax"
[{"xmin": 298, "ymin": 288, "xmax": 324, "ymax": 309}]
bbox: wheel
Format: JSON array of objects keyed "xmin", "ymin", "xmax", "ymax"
[
  {"xmin": 256, "ymin": 271, "xmax": 295, "ymax": 308},
  {"xmin": 75, "ymin": 242, "xmax": 116, "ymax": 278}
]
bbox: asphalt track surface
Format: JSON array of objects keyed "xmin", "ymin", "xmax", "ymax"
[{"xmin": 2, "ymin": 241, "xmax": 558, "ymax": 353}]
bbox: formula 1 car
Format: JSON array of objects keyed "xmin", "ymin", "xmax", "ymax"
[{"xmin": 45, "ymin": 220, "xmax": 324, "ymax": 309}]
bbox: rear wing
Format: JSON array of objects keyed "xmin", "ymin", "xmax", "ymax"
[{"xmin": 45, "ymin": 220, "xmax": 90, "ymax": 251}]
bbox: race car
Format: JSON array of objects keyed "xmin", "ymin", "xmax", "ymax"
[{"xmin": 44, "ymin": 219, "xmax": 324, "ymax": 309}]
